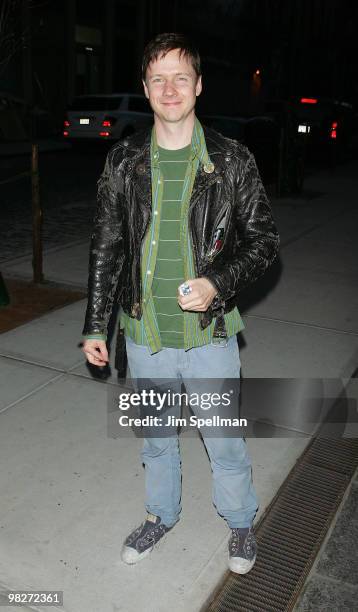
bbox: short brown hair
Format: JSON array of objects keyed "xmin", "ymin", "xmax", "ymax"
[{"xmin": 142, "ymin": 33, "xmax": 201, "ymax": 81}]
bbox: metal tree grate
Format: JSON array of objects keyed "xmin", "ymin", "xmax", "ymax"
[{"xmin": 203, "ymin": 437, "xmax": 358, "ymax": 612}]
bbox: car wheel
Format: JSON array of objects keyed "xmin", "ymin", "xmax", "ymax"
[
  {"xmin": 121, "ymin": 126, "xmax": 135, "ymax": 139},
  {"xmin": 70, "ymin": 140, "xmax": 87, "ymax": 151},
  {"xmin": 291, "ymin": 157, "xmax": 305, "ymax": 193}
]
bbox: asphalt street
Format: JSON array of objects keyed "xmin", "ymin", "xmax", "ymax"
[{"xmin": 1, "ymin": 142, "xmax": 353, "ymax": 265}]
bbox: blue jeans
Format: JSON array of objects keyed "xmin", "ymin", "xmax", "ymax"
[{"xmin": 125, "ymin": 335, "xmax": 259, "ymax": 529}]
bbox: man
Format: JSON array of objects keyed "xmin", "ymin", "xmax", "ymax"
[{"xmin": 82, "ymin": 33, "xmax": 279, "ymax": 574}]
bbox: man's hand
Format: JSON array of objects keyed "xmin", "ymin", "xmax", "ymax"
[
  {"xmin": 178, "ymin": 278, "xmax": 218, "ymax": 312},
  {"xmin": 82, "ymin": 339, "xmax": 109, "ymax": 366}
]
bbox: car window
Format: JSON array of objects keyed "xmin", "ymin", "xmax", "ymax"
[
  {"xmin": 294, "ymin": 100, "xmax": 349, "ymax": 122},
  {"xmin": 201, "ymin": 115, "xmax": 247, "ymax": 141},
  {"xmin": 295, "ymin": 105, "xmax": 332, "ymax": 121},
  {"xmin": 69, "ymin": 96, "xmax": 123, "ymax": 111},
  {"xmin": 128, "ymin": 97, "xmax": 150, "ymax": 113},
  {"xmin": 245, "ymin": 117, "xmax": 279, "ymax": 144}
]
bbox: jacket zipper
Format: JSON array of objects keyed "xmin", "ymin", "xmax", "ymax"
[
  {"xmin": 205, "ymin": 205, "xmax": 232, "ymax": 263},
  {"xmin": 188, "ymin": 209, "xmax": 201, "ymax": 276},
  {"xmin": 133, "ymin": 210, "xmax": 151, "ymax": 317}
]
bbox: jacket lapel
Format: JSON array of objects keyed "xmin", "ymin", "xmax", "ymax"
[
  {"xmin": 126, "ymin": 131, "xmax": 152, "ymax": 211},
  {"xmin": 189, "ymin": 151, "xmax": 227, "ymax": 210},
  {"xmin": 125, "ymin": 123, "xmax": 229, "ymax": 213}
]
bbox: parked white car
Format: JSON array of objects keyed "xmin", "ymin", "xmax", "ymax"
[{"xmin": 63, "ymin": 93, "xmax": 153, "ymax": 142}]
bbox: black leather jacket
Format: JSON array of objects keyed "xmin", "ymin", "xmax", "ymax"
[{"xmin": 82, "ymin": 125, "xmax": 279, "ymax": 341}]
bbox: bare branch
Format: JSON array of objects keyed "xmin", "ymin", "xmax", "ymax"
[{"xmin": 0, "ymin": 0, "xmax": 26, "ymax": 76}]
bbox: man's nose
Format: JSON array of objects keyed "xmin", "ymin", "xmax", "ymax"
[{"xmin": 163, "ymin": 81, "xmax": 177, "ymax": 96}]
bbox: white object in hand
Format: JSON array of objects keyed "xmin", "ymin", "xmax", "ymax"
[{"xmin": 179, "ymin": 282, "xmax": 192, "ymax": 297}]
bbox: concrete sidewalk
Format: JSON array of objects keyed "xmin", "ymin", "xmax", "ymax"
[
  {"xmin": 0, "ymin": 161, "xmax": 357, "ymax": 612},
  {"xmin": 294, "ymin": 463, "xmax": 358, "ymax": 611}
]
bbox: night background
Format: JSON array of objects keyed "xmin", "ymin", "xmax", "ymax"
[
  {"xmin": 1, "ymin": 0, "xmax": 358, "ymax": 264},
  {"xmin": 0, "ymin": 2, "xmax": 358, "ymax": 612},
  {"xmin": 2, "ymin": 0, "xmax": 358, "ymax": 121}
]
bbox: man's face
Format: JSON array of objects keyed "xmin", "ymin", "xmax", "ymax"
[{"xmin": 143, "ymin": 48, "xmax": 202, "ymax": 124}]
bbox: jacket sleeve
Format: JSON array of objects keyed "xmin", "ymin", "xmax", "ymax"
[
  {"xmin": 205, "ymin": 151, "xmax": 279, "ymax": 303},
  {"xmin": 82, "ymin": 149, "xmax": 124, "ymax": 337}
]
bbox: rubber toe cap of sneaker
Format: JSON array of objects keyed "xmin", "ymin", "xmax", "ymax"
[
  {"xmin": 228, "ymin": 555, "xmax": 256, "ymax": 574},
  {"xmin": 121, "ymin": 545, "xmax": 146, "ymax": 565}
]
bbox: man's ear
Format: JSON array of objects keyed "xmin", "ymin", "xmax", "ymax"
[
  {"xmin": 195, "ymin": 75, "xmax": 202, "ymax": 97},
  {"xmin": 142, "ymin": 79, "xmax": 149, "ymax": 99}
]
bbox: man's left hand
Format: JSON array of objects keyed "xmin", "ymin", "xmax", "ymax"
[{"xmin": 178, "ymin": 278, "xmax": 218, "ymax": 312}]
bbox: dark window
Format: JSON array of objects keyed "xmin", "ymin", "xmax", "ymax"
[
  {"xmin": 128, "ymin": 97, "xmax": 151, "ymax": 113},
  {"xmin": 69, "ymin": 96, "xmax": 123, "ymax": 111}
]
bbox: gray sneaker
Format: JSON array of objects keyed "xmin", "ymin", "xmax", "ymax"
[
  {"xmin": 121, "ymin": 513, "xmax": 172, "ymax": 564},
  {"xmin": 228, "ymin": 527, "xmax": 257, "ymax": 574}
]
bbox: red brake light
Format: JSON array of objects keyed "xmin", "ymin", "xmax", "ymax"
[
  {"xmin": 100, "ymin": 131, "xmax": 110, "ymax": 137},
  {"xmin": 300, "ymin": 98, "xmax": 318, "ymax": 104},
  {"xmin": 64, "ymin": 120, "xmax": 70, "ymax": 127},
  {"xmin": 63, "ymin": 131, "xmax": 69, "ymax": 137},
  {"xmin": 102, "ymin": 116, "xmax": 117, "ymax": 127},
  {"xmin": 330, "ymin": 121, "xmax": 338, "ymax": 139}
]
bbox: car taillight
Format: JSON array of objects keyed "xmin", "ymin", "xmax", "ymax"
[
  {"xmin": 330, "ymin": 121, "xmax": 338, "ymax": 139},
  {"xmin": 64, "ymin": 120, "xmax": 70, "ymax": 127},
  {"xmin": 100, "ymin": 131, "xmax": 110, "ymax": 137},
  {"xmin": 300, "ymin": 98, "xmax": 318, "ymax": 104},
  {"xmin": 63, "ymin": 131, "xmax": 69, "ymax": 137},
  {"xmin": 102, "ymin": 116, "xmax": 117, "ymax": 127}
]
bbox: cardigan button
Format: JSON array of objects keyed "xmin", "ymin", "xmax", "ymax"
[
  {"xmin": 131, "ymin": 303, "xmax": 140, "ymax": 316},
  {"xmin": 136, "ymin": 164, "xmax": 146, "ymax": 175},
  {"xmin": 203, "ymin": 161, "xmax": 215, "ymax": 173}
]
